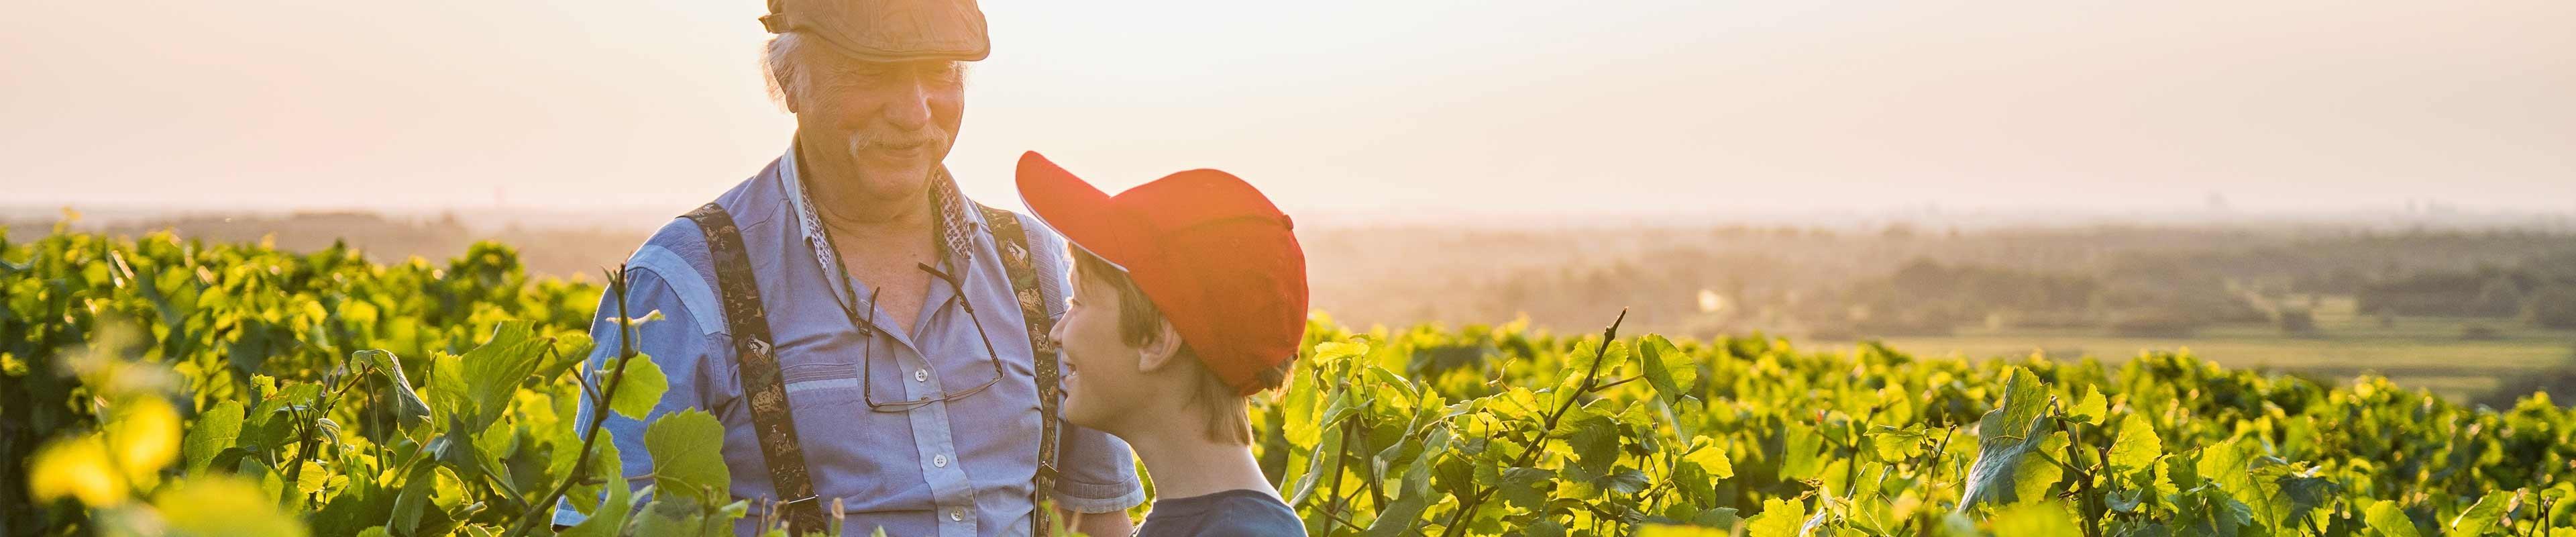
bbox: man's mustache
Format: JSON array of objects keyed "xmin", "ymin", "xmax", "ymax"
[{"xmin": 849, "ymin": 128, "xmax": 949, "ymax": 152}]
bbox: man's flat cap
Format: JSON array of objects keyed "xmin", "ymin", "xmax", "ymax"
[{"xmin": 761, "ymin": 0, "xmax": 989, "ymax": 62}]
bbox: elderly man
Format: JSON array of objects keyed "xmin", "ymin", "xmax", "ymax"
[{"xmin": 550, "ymin": 0, "xmax": 1144, "ymax": 535}]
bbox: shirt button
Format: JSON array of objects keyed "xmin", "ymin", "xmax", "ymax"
[
  {"xmin": 949, "ymin": 509, "xmax": 965, "ymax": 522},
  {"xmin": 933, "ymin": 454, "xmax": 948, "ymax": 467},
  {"xmin": 914, "ymin": 369, "xmax": 928, "ymax": 382}
]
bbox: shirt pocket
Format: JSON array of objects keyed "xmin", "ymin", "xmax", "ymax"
[{"xmin": 780, "ymin": 361, "xmax": 865, "ymax": 411}]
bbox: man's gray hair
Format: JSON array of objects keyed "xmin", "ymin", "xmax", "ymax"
[
  {"xmin": 762, "ymin": 33, "xmax": 804, "ymax": 109},
  {"xmin": 761, "ymin": 33, "xmax": 969, "ymax": 109}
]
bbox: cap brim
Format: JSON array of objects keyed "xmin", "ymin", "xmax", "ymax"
[{"xmin": 1016, "ymin": 151, "xmax": 1145, "ymax": 271}]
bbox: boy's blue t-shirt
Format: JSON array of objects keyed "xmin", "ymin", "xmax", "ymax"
[{"xmin": 1135, "ymin": 489, "xmax": 1306, "ymax": 537}]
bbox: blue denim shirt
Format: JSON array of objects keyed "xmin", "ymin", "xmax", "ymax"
[{"xmin": 553, "ymin": 148, "xmax": 1145, "ymax": 536}]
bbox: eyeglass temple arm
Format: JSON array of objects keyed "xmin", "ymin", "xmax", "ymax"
[{"xmin": 916, "ymin": 262, "xmax": 975, "ymax": 314}]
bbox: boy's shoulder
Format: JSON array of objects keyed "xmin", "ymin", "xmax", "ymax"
[{"xmin": 1137, "ymin": 489, "xmax": 1305, "ymax": 537}]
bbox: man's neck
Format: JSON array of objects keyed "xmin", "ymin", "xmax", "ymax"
[
  {"xmin": 1116, "ymin": 410, "xmax": 1277, "ymax": 502},
  {"xmin": 796, "ymin": 143, "xmax": 939, "ymax": 237}
]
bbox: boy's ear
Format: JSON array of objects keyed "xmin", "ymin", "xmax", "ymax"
[{"xmin": 1136, "ymin": 318, "xmax": 1186, "ymax": 373}]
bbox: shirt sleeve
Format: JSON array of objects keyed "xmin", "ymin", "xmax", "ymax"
[
  {"xmin": 552, "ymin": 266, "xmax": 735, "ymax": 526},
  {"xmin": 1050, "ymin": 422, "xmax": 1146, "ymax": 513}
]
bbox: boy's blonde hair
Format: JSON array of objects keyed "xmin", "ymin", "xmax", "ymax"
[{"xmin": 1071, "ymin": 249, "xmax": 1289, "ymax": 445}]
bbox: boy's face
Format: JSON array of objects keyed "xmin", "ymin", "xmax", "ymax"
[{"xmin": 1050, "ymin": 273, "xmax": 1153, "ymax": 432}]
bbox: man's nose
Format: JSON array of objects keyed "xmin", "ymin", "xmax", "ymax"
[{"xmin": 877, "ymin": 76, "xmax": 934, "ymax": 132}]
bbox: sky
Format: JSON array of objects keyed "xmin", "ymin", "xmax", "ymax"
[{"xmin": 3, "ymin": 1, "xmax": 2572, "ymax": 219}]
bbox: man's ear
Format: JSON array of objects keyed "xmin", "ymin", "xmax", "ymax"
[
  {"xmin": 773, "ymin": 68, "xmax": 802, "ymax": 114},
  {"xmin": 1136, "ymin": 318, "xmax": 1186, "ymax": 373}
]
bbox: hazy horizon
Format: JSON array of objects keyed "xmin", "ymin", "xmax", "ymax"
[{"xmin": 5, "ymin": 1, "xmax": 2571, "ymax": 216}]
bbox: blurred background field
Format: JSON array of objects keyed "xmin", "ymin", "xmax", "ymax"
[{"xmin": 13, "ymin": 207, "xmax": 2574, "ymax": 407}]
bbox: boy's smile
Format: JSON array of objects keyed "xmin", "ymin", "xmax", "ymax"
[{"xmin": 1049, "ymin": 275, "xmax": 1138, "ymax": 432}]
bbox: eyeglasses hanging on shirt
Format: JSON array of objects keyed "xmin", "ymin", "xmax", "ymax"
[{"xmin": 830, "ymin": 260, "xmax": 1009, "ymax": 412}]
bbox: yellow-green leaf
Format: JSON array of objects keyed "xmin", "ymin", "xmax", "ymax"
[
  {"xmin": 154, "ymin": 477, "xmax": 310, "ymax": 537},
  {"xmin": 2107, "ymin": 413, "xmax": 2161, "ymax": 475},
  {"xmin": 1987, "ymin": 501, "xmax": 2081, "ymax": 536},
  {"xmin": 1638, "ymin": 524, "xmax": 1731, "ymax": 537},
  {"xmin": 1746, "ymin": 497, "xmax": 1805, "ymax": 537},
  {"xmin": 2366, "ymin": 499, "xmax": 2422, "ymax": 537},
  {"xmin": 2067, "ymin": 389, "xmax": 2107, "ymax": 426},
  {"xmin": 645, "ymin": 409, "xmax": 730, "ymax": 503},
  {"xmin": 1682, "ymin": 436, "xmax": 1735, "ymax": 480},
  {"xmin": 107, "ymin": 397, "xmax": 181, "ymax": 485},
  {"xmin": 30, "ymin": 436, "xmax": 127, "ymax": 507},
  {"xmin": 186, "ymin": 400, "xmax": 246, "ymax": 473},
  {"xmin": 606, "ymin": 352, "xmax": 668, "ymax": 421}
]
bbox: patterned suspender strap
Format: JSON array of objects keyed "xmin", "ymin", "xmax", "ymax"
[
  {"xmin": 681, "ymin": 203, "xmax": 828, "ymax": 536},
  {"xmin": 975, "ymin": 203, "xmax": 1065, "ymax": 537}
]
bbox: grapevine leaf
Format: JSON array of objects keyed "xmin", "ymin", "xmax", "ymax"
[
  {"xmin": 1779, "ymin": 422, "xmax": 1826, "ymax": 481},
  {"xmin": 1744, "ymin": 497, "xmax": 1805, "ymax": 537},
  {"xmin": 2068, "ymin": 389, "xmax": 2108, "ymax": 426},
  {"xmin": 29, "ymin": 437, "xmax": 123, "ymax": 507},
  {"xmin": 1638, "ymin": 335, "xmax": 1697, "ymax": 403},
  {"xmin": 2107, "ymin": 413, "xmax": 2162, "ymax": 475},
  {"xmin": 1869, "ymin": 426, "xmax": 1928, "ymax": 461},
  {"xmin": 186, "ymin": 400, "xmax": 246, "ymax": 473},
  {"xmin": 1285, "ymin": 417, "xmax": 1342, "ymax": 507},
  {"xmin": 427, "ymin": 352, "xmax": 469, "ymax": 435},
  {"xmin": 1693, "ymin": 507, "xmax": 1741, "ymax": 528},
  {"xmin": 106, "ymin": 397, "xmax": 181, "ymax": 485},
  {"xmin": 559, "ymin": 477, "xmax": 634, "ymax": 537},
  {"xmin": 1960, "ymin": 367, "xmax": 2055, "ymax": 507},
  {"xmin": 1594, "ymin": 467, "xmax": 1652, "ymax": 495},
  {"xmin": 387, "ymin": 462, "xmax": 440, "ymax": 536},
  {"xmin": 356, "ymin": 350, "xmax": 432, "ymax": 430},
  {"xmin": 643, "ymin": 409, "xmax": 730, "ymax": 503},
  {"xmin": 606, "ymin": 352, "xmax": 668, "ymax": 421},
  {"xmin": 2174, "ymin": 487, "xmax": 2251, "ymax": 537},
  {"xmin": 295, "ymin": 460, "xmax": 331, "ymax": 495},
  {"xmin": 1361, "ymin": 431, "xmax": 1442, "ymax": 537},
  {"xmin": 632, "ymin": 491, "xmax": 728, "ymax": 537},
  {"xmin": 2277, "ymin": 472, "xmax": 2337, "ymax": 530},
  {"xmin": 2199, "ymin": 438, "xmax": 2297, "ymax": 530},
  {"xmin": 2448, "ymin": 491, "xmax": 2510, "ymax": 537},
  {"xmin": 1682, "ymin": 436, "xmax": 1735, "ymax": 480},
  {"xmin": 1638, "ymin": 525, "xmax": 1729, "ymax": 537},
  {"xmin": 151, "ymin": 477, "xmax": 312, "ymax": 537},
  {"xmin": 1564, "ymin": 410, "xmax": 1621, "ymax": 479},
  {"xmin": 1568, "ymin": 339, "xmax": 1631, "ymax": 380},
  {"xmin": 458, "ymin": 321, "xmax": 547, "ymax": 430},
  {"xmin": 1281, "ymin": 360, "xmax": 1323, "ymax": 448},
  {"xmin": 1496, "ymin": 467, "xmax": 1555, "ymax": 511},
  {"xmin": 566, "ymin": 437, "xmax": 625, "ymax": 514},
  {"xmin": 1987, "ymin": 501, "xmax": 2081, "ymax": 536},
  {"xmin": 2011, "ymin": 431, "xmax": 2069, "ymax": 504},
  {"xmin": 1313, "ymin": 340, "xmax": 1369, "ymax": 362},
  {"xmin": 2365, "ymin": 499, "xmax": 2423, "ymax": 537}
]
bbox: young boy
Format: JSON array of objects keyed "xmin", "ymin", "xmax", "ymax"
[{"xmin": 1017, "ymin": 151, "xmax": 1309, "ymax": 536}]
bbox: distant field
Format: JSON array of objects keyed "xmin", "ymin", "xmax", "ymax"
[{"xmin": 1845, "ymin": 314, "xmax": 2576, "ymax": 402}]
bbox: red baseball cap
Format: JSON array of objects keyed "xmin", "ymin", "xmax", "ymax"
[{"xmin": 1015, "ymin": 151, "xmax": 1308, "ymax": 395}]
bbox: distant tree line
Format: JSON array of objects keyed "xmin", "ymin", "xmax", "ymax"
[{"xmin": 2357, "ymin": 252, "xmax": 2576, "ymax": 329}]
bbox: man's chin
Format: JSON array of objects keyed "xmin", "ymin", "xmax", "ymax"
[
  {"xmin": 849, "ymin": 162, "xmax": 938, "ymax": 182},
  {"xmin": 849, "ymin": 149, "xmax": 941, "ymax": 176}
]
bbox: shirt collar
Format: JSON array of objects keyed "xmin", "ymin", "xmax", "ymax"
[{"xmin": 777, "ymin": 144, "xmax": 989, "ymax": 301}]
